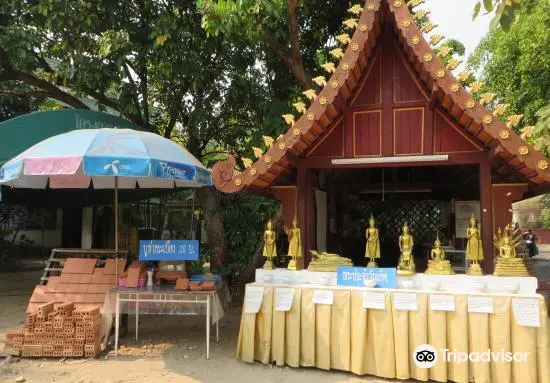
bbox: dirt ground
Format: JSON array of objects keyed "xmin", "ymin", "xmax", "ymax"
[{"xmin": 0, "ymin": 270, "xmax": 390, "ymax": 383}]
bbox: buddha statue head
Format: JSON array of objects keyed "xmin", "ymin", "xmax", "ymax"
[
  {"xmin": 267, "ymin": 219, "xmax": 273, "ymax": 230},
  {"xmin": 403, "ymin": 222, "xmax": 410, "ymax": 234},
  {"xmin": 469, "ymin": 214, "xmax": 477, "ymax": 227},
  {"xmin": 292, "ymin": 216, "xmax": 298, "ymax": 228},
  {"xmin": 434, "ymin": 235, "xmax": 441, "ymax": 248},
  {"xmin": 369, "ymin": 215, "xmax": 375, "ymax": 227}
]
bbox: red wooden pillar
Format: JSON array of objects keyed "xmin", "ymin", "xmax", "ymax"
[
  {"xmin": 491, "ymin": 184, "xmax": 528, "ymax": 232},
  {"xmin": 271, "ymin": 186, "xmax": 297, "ymax": 230},
  {"xmin": 479, "ymin": 158, "xmax": 494, "ymax": 273},
  {"xmin": 297, "ymin": 166, "xmax": 307, "ymax": 270}
]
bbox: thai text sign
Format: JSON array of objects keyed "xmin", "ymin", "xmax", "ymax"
[
  {"xmin": 336, "ymin": 266, "xmax": 397, "ymax": 288},
  {"xmin": 139, "ymin": 240, "xmax": 199, "ymax": 261}
]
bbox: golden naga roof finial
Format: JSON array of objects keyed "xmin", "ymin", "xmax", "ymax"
[
  {"xmin": 330, "ymin": 48, "xmax": 345, "ymax": 60},
  {"xmin": 293, "ymin": 102, "xmax": 307, "ymax": 115},
  {"xmin": 348, "ymin": 4, "xmax": 363, "ymax": 15},
  {"xmin": 429, "ymin": 34, "xmax": 445, "ymax": 46},
  {"xmin": 469, "ymin": 80, "xmax": 484, "ymax": 93},
  {"xmin": 282, "ymin": 114, "xmax": 296, "ymax": 126},
  {"xmin": 336, "ymin": 33, "xmax": 351, "ymax": 46},
  {"xmin": 420, "ymin": 22, "xmax": 438, "ymax": 33},
  {"xmin": 457, "ymin": 71, "xmax": 472, "ymax": 83},
  {"xmin": 263, "ymin": 135, "xmax": 274, "ymax": 148},
  {"xmin": 303, "ymin": 89, "xmax": 317, "ymax": 100},
  {"xmin": 479, "ymin": 92, "xmax": 497, "ymax": 105},
  {"xmin": 408, "ymin": 0, "xmax": 425, "ymax": 9},
  {"xmin": 445, "ymin": 58, "xmax": 462, "ymax": 70},
  {"xmin": 437, "ymin": 46, "xmax": 453, "ymax": 58},
  {"xmin": 242, "ymin": 157, "xmax": 253, "ymax": 169},
  {"xmin": 506, "ymin": 114, "xmax": 523, "ymax": 129},
  {"xmin": 343, "ymin": 18, "xmax": 358, "ymax": 30},
  {"xmin": 252, "ymin": 147, "xmax": 264, "ymax": 159},
  {"xmin": 312, "ymin": 76, "xmax": 326, "ymax": 87},
  {"xmin": 321, "ymin": 62, "xmax": 337, "ymax": 73},
  {"xmin": 413, "ymin": 10, "xmax": 431, "ymax": 20},
  {"xmin": 493, "ymin": 103, "xmax": 510, "ymax": 117}
]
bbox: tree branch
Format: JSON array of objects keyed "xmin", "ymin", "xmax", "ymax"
[
  {"xmin": 122, "ymin": 60, "xmax": 144, "ymax": 122},
  {"xmin": 0, "ymin": 90, "xmax": 49, "ymax": 98},
  {"xmin": 287, "ymin": 0, "xmax": 301, "ymax": 62}
]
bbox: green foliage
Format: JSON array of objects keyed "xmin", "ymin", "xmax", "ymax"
[
  {"xmin": 540, "ymin": 194, "xmax": 550, "ymax": 228},
  {"xmin": 473, "ymin": 0, "xmax": 522, "ymax": 31},
  {"xmin": 217, "ymin": 194, "xmax": 279, "ymax": 281},
  {"xmin": 468, "ymin": 0, "xmax": 550, "ymax": 153}
]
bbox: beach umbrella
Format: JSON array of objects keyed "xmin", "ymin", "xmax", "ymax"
[{"xmin": 0, "ymin": 128, "xmax": 212, "ymax": 253}]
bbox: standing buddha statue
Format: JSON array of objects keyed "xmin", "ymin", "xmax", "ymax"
[
  {"xmin": 466, "ymin": 214, "xmax": 484, "ymax": 275},
  {"xmin": 397, "ymin": 223, "xmax": 415, "ymax": 275},
  {"xmin": 287, "ymin": 217, "xmax": 302, "ymax": 271},
  {"xmin": 365, "ymin": 215, "xmax": 381, "ymax": 268},
  {"xmin": 263, "ymin": 219, "xmax": 277, "ymax": 270}
]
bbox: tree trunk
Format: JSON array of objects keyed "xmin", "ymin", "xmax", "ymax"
[
  {"xmin": 234, "ymin": 206, "xmax": 284, "ymax": 299},
  {"xmin": 195, "ymin": 187, "xmax": 226, "ymax": 271}
]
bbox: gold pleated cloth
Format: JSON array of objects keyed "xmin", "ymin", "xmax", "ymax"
[{"xmin": 236, "ymin": 285, "xmax": 550, "ymax": 383}]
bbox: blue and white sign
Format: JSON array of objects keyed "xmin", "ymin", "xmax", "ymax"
[
  {"xmin": 337, "ymin": 266, "xmax": 397, "ymax": 288},
  {"xmin": 139, "ymin": 240, "xmax": 199, "ymax": 261},
  {"xmin": 152, "ymin": 160, "xmax": 196, "ymax": 181}
]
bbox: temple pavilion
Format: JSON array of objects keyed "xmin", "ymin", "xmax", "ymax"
[{"xmin": 212, "ymin": 0, "xmax": 550, "ymax": 273}]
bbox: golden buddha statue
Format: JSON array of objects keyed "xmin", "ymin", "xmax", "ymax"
[
  {"xmin": 397, "ymin": 223, "xmax": 415, "ymax": 275},
  {"xmin": 287, "ymin": 217, "xmax": 302, "ymax": 271},
  {"xmin": 493, "ymin": 224, "xmax": 529, "ymax": 276},
  {"xmin": 426, "ymin": 235, "xmax": 455, "ymax": 275},
  {"xmin": 307, "ymin": 250, "xmax": 352, "ymax": 272},
  {"xmin": 263, "ymin": 219, "xmax": 277, "ymax": 269},
  {"xmin": 466, "ymin": 215, "xmax": 484, "ymax": 275},
  {"xmin": 365, "ymin": 215, "xmax": 381, "ymax": 268}
]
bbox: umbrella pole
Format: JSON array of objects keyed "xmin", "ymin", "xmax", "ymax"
[{"xmin": 115, "ymin": 176, "xmax": 119, "ymax": 288}]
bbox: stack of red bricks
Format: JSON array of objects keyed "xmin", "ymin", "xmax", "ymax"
[{"xmin": 3, "ymin": 302, "xmax": 102, "ymax": 358}]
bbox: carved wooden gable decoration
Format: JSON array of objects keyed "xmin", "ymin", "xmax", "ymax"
[{"xmin": 212, "ymin": 0, "xmax": 550, "ymax": 194}]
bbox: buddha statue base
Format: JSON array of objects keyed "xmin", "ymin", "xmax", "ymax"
[
  {"xmin": 397, "ymin": 267, "xmax": 415, "ymax": 276},
  {"xmin": 493, "ymin": 258, "xmax": 529, "ymax": 277},
  {"xmin": 367, "ymin": 260, "xmax": 378, "ymax": 268},
  {"xmin": 307, "ymin": 250, "xmax": 353, "ymax": 272},
  {"xmin": 287, "ymin": 259, "xmax": 297, "ymax": 271},
  {"xmin": 426, "ymin": 260, "xmax": 455, "ymax": 275},
  {"xmin": 263, "ymin": 259, "xmax": 274, "ymax": 270},
  {"xmin": 467, "ymin": 262, "xmax": 483, "ymax": 276}
]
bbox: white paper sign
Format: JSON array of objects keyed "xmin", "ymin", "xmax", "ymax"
[
  {"xmin": 393, "ymin": 292, "xmax": 418, "ymax": 311},
  {"xmin": 313, "ymin": 289, "xmax": 334, "ymax": 305},
  {"xmin": 363, "ymin": 292, "xmax": 386, "ymax": 310},
  {"xmin": 245, "ymin": 286, "xmax": 265, "ymax": 314},
  {"xmin": 468, "ymin": 296, "xmax": 493, "ymax": 314},
  {"xmin": 430, "ymin": 294, "xmax": 455, "ymax": 312},
  {"xmin": 512, "ymin": 298, "xmax": 540, "ymax": 327},
  {"xmin": 275, "ymin": 288, "xmax": 295, "ymax": 312}
]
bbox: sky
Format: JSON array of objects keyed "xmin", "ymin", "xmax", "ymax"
[{"xmin": 424, "ymin": 0, "xmax": 492, "ymax": 64}]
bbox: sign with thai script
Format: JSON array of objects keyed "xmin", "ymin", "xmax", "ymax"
[
  {"xmin": 336, "ymin": 266, "xmax": 397, "ymax": 288},
  {"xmin": 138, "ymin": 240, "xmax": 199, "ymax": 261}
]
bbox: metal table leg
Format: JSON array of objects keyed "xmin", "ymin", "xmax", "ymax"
[
  {"xmin": 114, "ymin": 293, "xmax": 120, "ymax": 357},
  {"xmin": 135, "ymin": 294, "xmax": 139, "ymax": 341},
  {"xmin": 206, "ymin": 295, "xmax": 210, "ymax": 360}
]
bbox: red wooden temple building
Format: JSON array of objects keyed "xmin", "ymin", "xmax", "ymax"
[{"xmin": 212, "ymin": 0, "xmax": 550, "ymax": 273}]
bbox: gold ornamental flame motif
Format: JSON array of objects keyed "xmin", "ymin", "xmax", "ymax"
[
  {"xmin": 336, "ymin": 33, "xmax": 351, "ymax": 45},
  {"xmin": 401, "ymin": 19, "xmax": 411, "ymax": 28},
  {"xmin": 424, "ymin": 53, "xmax": 433, "ymax": 62},
  {"xmin": 483, "ymin": 114, "xmax": 495, "ymax": 125},
  {"xmin": 242, "ymin": 158, "xmax": 253, "ymax": 168},
  {"xmin": 429, "ymin": 34, "xmax": 444, "ymax": 46},
  {"xmin": 436, "ymin": 69, "xmax": 445, "ymax": 78},
  {"xmin": 469, "ymin": 80, "xmax": 484, "ymax": 93},
  {"xmin": 506, "ymin": 114, "xmax": 523, "ymax": 129},
  {"xmin": 348, "ymin": 4, "xmax": 363, "ymax": 15},
  {"xmin": 343, "ymin": 18, "xmax": 358, "ymax": 30},
  {"xmin": 303, "ymin": 89, "xmax": 317, "ymax": 100},
  {"xmin": 466, "ymin": 99, "xmax": 476, "ymax": 109},
  {"xmin": 420, "ymin": 22, "xmax": 437, "ymax": 33},
  {"xmin": 538, "ymin": 160, "xmax": 548, "ymax": 170},
  {"xmin": 312, "ymin": 77, "xmax": 326, "ymax": 87},
  {"xmin": 499, "ymin": 129, "xmax": 510, "ymax": 140},
  {"xmin": 518, "ymin": 146, "xmax": 529, "ymax": 155}
]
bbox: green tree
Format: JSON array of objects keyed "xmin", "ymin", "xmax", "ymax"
[
  {"xmin": 472, "ymin": 0, "xmax": 522, "ymax": 31},
  {"xmin": 468, "ymin": 0, "xmax": 550, "ymax": 153}
]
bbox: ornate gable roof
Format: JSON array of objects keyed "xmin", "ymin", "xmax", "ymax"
[{"xmin": 212, "ymin": 0, "xmax": 550, "ymax": 193}]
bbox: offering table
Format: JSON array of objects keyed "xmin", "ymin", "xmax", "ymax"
[{"xmin": 237, "ymin": 278, "xmax": 549, "ymax": 383}]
